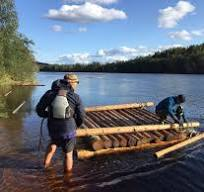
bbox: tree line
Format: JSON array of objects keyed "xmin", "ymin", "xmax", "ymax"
[
  {"xmin": 0, "ymin": 0, "xmax": 37, "ymax": 84},
  {"xmin": 38, "ymin": 43, "xmax": 204, "ymax": 74}
]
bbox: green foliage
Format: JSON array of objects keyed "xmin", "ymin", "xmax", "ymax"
[
  {"xmin": 0, "ymin": 0, "xmax": 37, "ymax": 83},
  {"xmin": 38, "ymin": 43, "xmax": 204, "ymax": 74}
]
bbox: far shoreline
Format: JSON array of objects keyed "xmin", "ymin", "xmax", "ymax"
[{"xmin": 38, "ymin": 71, "xmax": 204, "ymax": 75}]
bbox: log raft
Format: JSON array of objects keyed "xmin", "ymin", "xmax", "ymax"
[{"xmin": 77, "ymin": 102, "xmax": 200, "ymax": 159}]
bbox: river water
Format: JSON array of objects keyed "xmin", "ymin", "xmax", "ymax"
[{"xmin": 0, "ymin": 72, "xmax": 204, "ymax": 192}]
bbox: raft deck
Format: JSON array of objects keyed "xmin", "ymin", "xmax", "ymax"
[{"xmin": 76, "ymin": 102, "xmax": 200, "ymax": 159}]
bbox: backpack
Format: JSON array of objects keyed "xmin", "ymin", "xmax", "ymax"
[{"xmin": 49, "ymin": 89, "xmax": 72, "ymax": 119}]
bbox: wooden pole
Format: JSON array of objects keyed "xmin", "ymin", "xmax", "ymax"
[
  {"xmin": 4, "ymin": 90, "xmax": 12, "ymax": 97},
  {"xmin": 77, "ymin": 139, "xmax": 183, "ymax": 160},
  {"xmin": 85, "ymin": 102, "xmax": 154, "ymax": 112},
  {"xmin": 76, "ymin": 122, "xmax": 200, "ymax": 137},
  {"xmin": 155, "ymin": 133, "xmax": 204, "ymax": 158},
  {"xmin": 12, "ymin": 101, "xmax": 26, "ymax": 114}
]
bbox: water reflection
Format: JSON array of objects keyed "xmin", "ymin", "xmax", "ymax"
[{"xmin": 0, "ymin": 85, "xmax": 35, "ymax": 154}]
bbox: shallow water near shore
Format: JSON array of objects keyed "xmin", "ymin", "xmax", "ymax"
[{"xmin": 0, "ymin": 72, "xmax": 204, "ymax": 192}]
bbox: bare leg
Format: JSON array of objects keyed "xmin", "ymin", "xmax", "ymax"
[
  {"xmin": 44, "ymin": 144, "xmax": 57, "ymax": 168},
  {"xmin": 64, "ymin": 150, "xmax": 73, "ymax": 173}
]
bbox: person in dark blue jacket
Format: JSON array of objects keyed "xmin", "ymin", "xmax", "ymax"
[
  {"xmin": 36, "ymin": 73, "xmax": 85, "ymax": 173},
  {"xmin": 155, "ymin": 95, "xmax": 186, "ymax": 124}
]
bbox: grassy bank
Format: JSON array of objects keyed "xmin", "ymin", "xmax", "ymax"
[{"xmin": 0, "ymin": 74, "xmax": 37, "ymax": 86}]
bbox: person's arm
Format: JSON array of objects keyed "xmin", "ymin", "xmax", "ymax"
[
  {"xmin": 74, "ymin": 96, "xmax": 85, "ymax": 127},
  {"xmin": 36, "ymin": 90, "xmax": 54, "ymax": 118}
]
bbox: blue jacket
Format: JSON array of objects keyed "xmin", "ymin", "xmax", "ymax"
[
  {"xmin": 36, "ymin": 81, "xmax": 85, "ymax": 139},
  {"xmin": 156, "ymin": 96, "xmax": 179, "ymax": 120}
]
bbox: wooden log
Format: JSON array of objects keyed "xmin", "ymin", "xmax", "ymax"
[
  {"xmin": 88, "ymin": 136, "xmax": 104, "ymax": 151},
  {"xmin": 124, "ymin": 133, "xmax": 137, "ymax": 146},
  {"xmin": 150, "ymin": 132, "xmax": 162, "ymax": 143},
  {"xmin": 134, "ymin": 132, "xmax": 151, "ymax": 144},
  {"xmin": 167, "ymin": 129, "xmax": 188, "ymax": 140},
  {"xmin": 117, "ymin": 109, "xmax": 138, "ymax": 124},
  {"xmin": 161, "ymin": 130, "xmax": 176, "ymax": 141},
  {"xmin": 133, "ymin": 109, "xmax": 155, "ymax": 124},
  {"xmin": 98, "ymin": 111, "xmax": 119, "ymax": 127},
  {"xmin": 153, "ymin": 131, "xmax": 165, "ymax": 141},
  {"xmin": 107, "ymin": 135, "xmax": 120, "ymax": 148},
  {"xmin": 12, "ymin": 101, "xmax": 26, "ymax": 114},
  {"xmin": 85, "ymin": 102, "xmax": 154, "ymax": 112},
  {"xmin": 115, "ymin": 134, "xmax": 128, "ymax": 147},
  {"xmin": 4, "ymin": 90, "xmax": 12, "ymax": 97},
  {"xmin": 107, "ymin": 110, "xmax": 130, "ymax": 126},
  {"xmin": 76, "ymin": 122, "xmax": 200, "ymax": 137},
  {"xmin": 155, "ymin": 133, "xmax": 204, "ymax": 158},
  {"xmin": 14, "ymin": 83, "xmax": 45, "ymax": 86},
  {"xmin": 142, "ymin": 132, "xmax": 154, "ymax": 143},
  {"xmin": 177, "ymin": 132, "xmax": 188, "ymax": 140},
  {"xmin": 125, "ymin": 109, "xmax": 147, "ymax": 124},
  {"xmin": 77, "ymin": 139, "xmax": 183, "ymax": 160},
  {"xmin": 100, "ymin": 135, "xmax": 112, "ymax": 149},
  {"xmin": 130, "ymin": 133, "xmax": 141, "ymax": 145},
  {"xmin": 87, "ymin": 113, "xmax": 106, "ymax": 127},
  {"xmin": 102, "ymin": 111, "xmax": 122, "ymax": 126}
]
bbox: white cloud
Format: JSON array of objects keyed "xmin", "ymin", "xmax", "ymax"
[
  {"xmin": 63, "ymin": 0, "xmax": 118, "ymax": 5},
  {"xmin": 191, "ymin": 29, "xmax": 204, "ymax": 36},
  {"xmin": 57, "ymin": 53, "xmax": 91, "ymax": 64},
  {"xmin": 158, "ymin": 1, "xmax": 195, "ymax": 28},
  {"xmin": 46, "ymin": 2, "xmax": 127, "ymax": 23},
  {"xmin": 169, "ymin": 28, "xmax": 204, "ymax": 41},
  {"xmin": 169, "ymin": 30, "xmax": 192, "ymax": 41},
  {"xmin": 54, "ymin": 45, "xmax": 184, "ymax": 64},
  {"xmin": 78, "ymin": 27, "xmax": 87, "ymax": 32},
  {"xmin": 158, "ymin": 44, "xmax": 183, "ymax": 51},
  {"xmin": 51, "ymin": 24, "xmax": 63, "ymax": 32}
]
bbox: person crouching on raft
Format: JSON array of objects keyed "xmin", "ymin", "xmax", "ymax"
[
  {"xmin": 155, "ymin": 95, "xmax": 186, "ymax": 124},
  {"xmin": 36, "ymin": 73, "xmax": 85, "ymax": 173}
]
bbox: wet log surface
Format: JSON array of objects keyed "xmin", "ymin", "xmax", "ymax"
[{"xmin": 81, "ymin": 107, "xmax": 174, "ymax": 128}]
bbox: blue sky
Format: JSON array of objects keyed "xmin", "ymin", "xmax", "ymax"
[{"xmin": 15, "ymin": 0, "xmax": 204, "ymax": 64}]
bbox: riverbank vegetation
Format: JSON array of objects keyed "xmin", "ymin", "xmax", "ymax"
[
  {"xmin": 38, "ymin": 43, "xmax": 204, "ymax": 74},
  {"xmin": 0, "ymin": 0, "xmax": 37, "ymax": 85}
]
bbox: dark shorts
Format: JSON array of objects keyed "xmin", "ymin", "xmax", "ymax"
[{"xmin": 50, "ymin": 137, "xmax": 76, "ymax": 153}]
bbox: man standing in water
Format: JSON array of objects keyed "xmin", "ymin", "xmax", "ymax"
[
  {"xmin": 36, "ymin": 73, "xmax": 85, "ymax": 173},
  {"xmin": 155, "ymin": 95, "xmax": 186, "ymax": 124}
]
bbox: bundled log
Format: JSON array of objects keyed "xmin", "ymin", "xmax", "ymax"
[
  {"xmin": 85, "ymin": 102, "xmax": 154, "ymax": 112},
  {"xmin": 115, "ymin": 134, "xmax": 128, "ymax": 147},
  {"xmin": 153, "ymin": 131, "xmax": 165, "ymax": 141},
  {"xmin": 107, "ymin": 135, "xmax": 120, "ymax": 148},
  {"xmin": 88, "ymin": 136, "xmax": 104, "ymax": 151},
  {"xmin": 100, "ymin": 135, "xmax": 112, "ymax": 149},
  {"xmin": 78, "ymin": 139, "xmax": 183, "ymax": 160},
  {"xmin": 161, "ymin": 130, "xmax": 175, "ymax": 141},
  {"xmin": 142, "ymin": 132, "xmax": 154, "ymax": 143},
  {"xmin": 124, "ymin": 133, "xmax": 137, "ymax": 146},
  {"xmin": 76, "ymin": 122, "xmax": 200, "ymax": 137},
  {"xmin": 134, "ymin": 132, "xmax": 151, "ymax": 144},
  {"xmin": 155, "ymin": 133, "xmax": 204, "ymax": 158}
]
